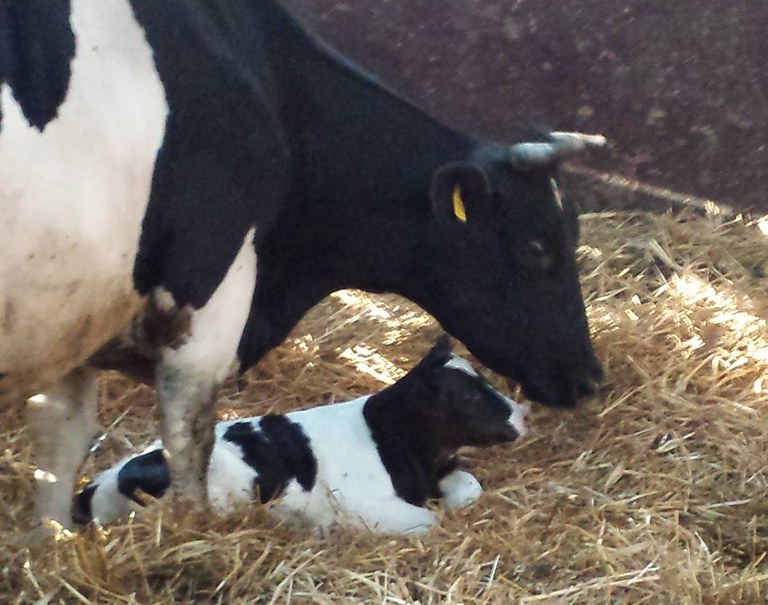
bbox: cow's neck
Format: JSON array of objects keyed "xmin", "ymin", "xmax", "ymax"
[
  {"xmin": 241, "ymin": 183, "xmax": 451, "ymax": 367},
  {"xmin": 240, "ymin": 44, "xmax": 480, "ymax": 367}
]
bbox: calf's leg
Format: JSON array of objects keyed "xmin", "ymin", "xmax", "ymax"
[
  {"xmin": 438, "ymin": 469, "xmax": 483, "ymax": 509},
  {"xmin": 26, "ymin": 367, "xmax": 99, "ymax": 528},
  {"xmin": 357, "ymin": 497, "xmax": 438, "ymax": 534},
  {"xmin": 154, "ymin": 230, "xmax": 257, "ymax": 508}
]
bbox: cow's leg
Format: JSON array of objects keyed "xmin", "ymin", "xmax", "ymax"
[
  {"xmin": 26, "ymin": 367, "xmax": 99, "ymax": 528},
  {"xmin": 154, "ymin": 230, "xmax": 257, "ymax": 509}
]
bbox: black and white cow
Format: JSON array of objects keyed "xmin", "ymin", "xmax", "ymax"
[
  {"xmin": 0, "ymin": 0, "xmax": 603, "ymax": 529},
  {"xmin": 73, "ymin": 337, "xmax": 529, "ymax": 534}
]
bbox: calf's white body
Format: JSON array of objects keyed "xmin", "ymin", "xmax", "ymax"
[{"xmin": 77, "ymin": 341, "xmax": 529, "ymax": 534}]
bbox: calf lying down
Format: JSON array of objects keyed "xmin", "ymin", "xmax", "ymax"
[{"xmin": 73, "ymin": 337, "xmax": 528, "ymax": 534}]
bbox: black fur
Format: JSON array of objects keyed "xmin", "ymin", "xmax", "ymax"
[
  {"xmin": 364, "ymin": 337, "xmax": 521, "ymax": 506},
  {"xmin": 116, "ymin": 448, "xmax": 171, "ymax": 504},
  {"xmin": 0, "ymin": 0, "xmax": 74, "ymax": 131},
  {"xmin": 3, "ymin": 0, "xmax": 600, "ymax": 408},
  {"xmin": 128, "ymin": 0, "xmax": 599, "ymax": 407},
  {"xmin": 72, "ymin": 415, "xmax": 317, "ymax": 523},
  {"xmin": 130, "ymin": 0, "xmax": 291, "ymax": 308},
  {"xmin": 72, "ymin": 448, "xmax": 171, "ymax": 525},
  {"xmin": 71, "ymin": 483, "xmax": 96, "ymax": 526},
  {"xmin": 223, "ymin": 415, "xmax": 317, "ymax": 503},
  {"xmin": 203, "ymin": 1, "xmax": 598, "ymax": 408}
]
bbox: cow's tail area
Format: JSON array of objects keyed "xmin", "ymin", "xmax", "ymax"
[{"xmin": 0, "ymin": 0, "xmax": 75, "ymax": 132}]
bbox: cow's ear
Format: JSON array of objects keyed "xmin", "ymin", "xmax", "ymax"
[{"xmin": 430, "ymin": 162, "xmax": 491, "ymax": 227}]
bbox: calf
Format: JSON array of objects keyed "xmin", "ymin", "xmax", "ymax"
[{"xmin": 73, "ymin": 337, "xmax": 528, "ymax": 534}]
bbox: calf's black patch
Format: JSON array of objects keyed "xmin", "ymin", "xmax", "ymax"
[
  {"xmin": 71, "ymin": 484, "xmax": 97, "ymax": 525},
  {"xmin": 223, "ymin": 416, "xmax": 317, "ymax": 503},
  {"xmin": 364, "ymin": 336, "xmax": 520, "ymax": 506},
  {"xmin": 116, "ymin": 448, "xmax": 171, "ymax": 504}
]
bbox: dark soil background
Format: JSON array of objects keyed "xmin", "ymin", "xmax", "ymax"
[{"xmin": 285, "ymin": 0, "xmax": 768, "ymax": 213}]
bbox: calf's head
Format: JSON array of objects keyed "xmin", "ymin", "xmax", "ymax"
[
  {"xmin": 415, "ymin": 132, "xmax": 604, "ymax": 408},
  {"xmin": 416, "ymin": 336, "xmax": 529, "ymax": 447}
]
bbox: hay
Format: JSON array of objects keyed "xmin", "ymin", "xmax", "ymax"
[{"xmin": 1, "ymin": 210, "xmax": 767, "ymax": 604}]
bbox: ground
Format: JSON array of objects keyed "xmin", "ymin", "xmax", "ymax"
[
  {"xmin": 285, "ymin": 0, "xmax": 768, "ymax": 214},
  {"xmin": 1, "ymin": 209, "xmax": 767, "ymax": 603}
]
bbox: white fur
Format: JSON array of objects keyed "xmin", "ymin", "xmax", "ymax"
[
  {"xmin": 0, "ymin": 0, "xmax": 168, "ymax": 403},
  {"xmin": 2, "ymin": 1, "xmax": 261, "ymax": 527},
  {"xmin": 27, "ymin": 368, "xmax": 100, "ymax": 524},
  {"xmin": 259, "ymin": 398, "xmax": 439, "ymax": 534},
  {"xmin": 444, "ymin": 355, "xmax": 479, "ymax": 377},
  {"xmin": 88, "ymin": 458, "xmax": 140, "ymax": 522},
  {"xmin": 207, "ymin": 435, "xmax": 259, "ymax": 514},
  {"xmin": 438, "ymin": 469, "xmax": 483, "ymax": 509},
  {"xmin": 0, "ymin": 1, "xmax": 169, "ymax": 528},
  {"xmin": 90, "ymin": 396, "xmax": 444, "ymax": 534},
  {"xmin": 505, "ymin": 395, "xmax": 530, "ymax": 438},
  {"xmin": 157, "ymin": 228, "xmax": 258, "ymax": 505},
  {"xmin": 85, "ymin": 366, "xmax": 530, "ymax": 535}
]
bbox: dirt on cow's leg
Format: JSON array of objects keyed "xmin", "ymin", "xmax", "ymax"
[
  {"xmin": 26, "ymin": 366, "xmax": 99, "ymax": 530},
  {"xmin": 156, "ymin": 366, "xmax": 218, "ymax": 507},
  {"xmin": 153, "ymin": 228, "xmax": 257, "ymax": 512}
]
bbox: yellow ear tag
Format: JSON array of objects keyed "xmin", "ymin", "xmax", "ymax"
[{"xmin": 452, "ymin": 185, "xmax": 467, "ymax": 223}]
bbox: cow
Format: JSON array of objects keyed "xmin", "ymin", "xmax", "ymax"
[
  {"xmin": 73, "ymin": 337, "xmax": 529, "ymax": 534},
  {"xmin": 0, "ymin": 0, "xmax": 604, "ymax": 530}
]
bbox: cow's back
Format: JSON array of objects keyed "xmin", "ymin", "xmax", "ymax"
[{"xmin": 0, "ymin": 0, "xmax": 167, "ymax": 403}]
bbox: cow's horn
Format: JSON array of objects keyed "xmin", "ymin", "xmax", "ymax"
[{"xmin": 509, "ymin": 132, "xmax": 607, "ymax": 169}]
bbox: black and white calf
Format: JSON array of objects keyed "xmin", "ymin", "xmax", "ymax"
[
  {"xmin": 2, "ymin": 0, "xmax": 601, "ymax": 529},
  {"xmin": 74, "ymin": 338, "xmax": 528, "ymax": 534}
]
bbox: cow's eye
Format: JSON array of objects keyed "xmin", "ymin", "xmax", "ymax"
[
  {"xmin": 524, "ymin": 239, "xmax": 555, "ymax": 272},
  {"xmin": 528, "ymin": 240, "xmax": 545, "ymax": 258}
]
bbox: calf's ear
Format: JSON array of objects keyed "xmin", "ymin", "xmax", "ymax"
[
  {"xmin": 430, "ymin": 162, "xmax": 491, "ymax": 228},
  {"xmin": 432, "ymin": 333, "xmax": 453, "ymax": 355}
]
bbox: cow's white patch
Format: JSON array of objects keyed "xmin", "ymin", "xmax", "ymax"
[
  {"xmin": 158, "ymin": 228, "xmax": 258, "ymax": 383},
  {"xmin": 0, "ymin": 0, "xmax": 168, "ymax": 404},
  {"xmin": 157, "ymin": 228, "xmax": 257, "ymax": 505}
]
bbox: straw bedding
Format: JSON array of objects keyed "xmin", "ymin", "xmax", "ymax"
[{"xmin": 1, "ymin": 210, "xmax": 767, "ymax": 604}]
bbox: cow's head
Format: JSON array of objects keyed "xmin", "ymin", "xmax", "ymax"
[{"xmin": 412, "ymin": 132, "xmax": 604, "ymax": 408}]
